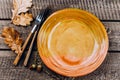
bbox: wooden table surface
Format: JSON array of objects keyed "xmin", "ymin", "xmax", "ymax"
[{"xmin": 0, "ymin": 0, "xmax": 120, "ymax": 80}]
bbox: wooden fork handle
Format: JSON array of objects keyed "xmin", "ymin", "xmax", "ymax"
[
  {"xmin": 13, "ymin": 32, "xmax": 33, "ymax": 66},
  {"xmin": 13, "ymin": 54, "xmax": 22, "ymax": 66}
]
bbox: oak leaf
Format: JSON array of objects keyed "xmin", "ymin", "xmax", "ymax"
[
  {"xmin": 1, "ymin": 27, "xmax": 23, "ymax": 54},
  {"xmin": 12, "ymin": 0, "xmax": 33, "ymax": 26},
  {"xmin": 13, "ymin": 13, "xmax": 33, "ymax": 26}
]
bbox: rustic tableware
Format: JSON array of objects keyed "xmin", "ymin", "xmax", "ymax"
[{"xmin": 37, "ymin": 8, "xmax": 108, "ymax": 77}]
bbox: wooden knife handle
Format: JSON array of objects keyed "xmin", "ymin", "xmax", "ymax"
[
  {"xmin": 13, "ymin": 32, "xmax": 33, "ymax": 66},
  {"xmin": 24, "ymin": 31, "xmax": 38, "ymax": 66}
]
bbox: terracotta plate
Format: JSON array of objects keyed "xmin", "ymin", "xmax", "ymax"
[{"xmin": 37, "ymin": 8, "xmax": 108, "ymax": 77}]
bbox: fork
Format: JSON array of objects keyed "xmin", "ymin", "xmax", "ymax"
[{"xmin": 13, "ymin": 8, "xmax": 50, "ymax": 66}]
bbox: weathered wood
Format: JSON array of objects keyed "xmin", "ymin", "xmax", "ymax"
[
  {"xmin": 0, "ymin": 57, "xmax": 55, "ymax": 80},
  {"xmin": 0, "ymin": 0, "xmax": 120, "ymax": 20},
  {"xmin": 104, "ymin": 22, "xmax": 120, "ymax": 51},
  {"xmin": 0, "ymin": 20, "xmax": 120, "ymax": 51},
  {"xmin": 0, "ymin": 50, "xmax": 15, "ymax": 57},
  {"xmin": 0, "ymin": 0, "xmax": 119, "ymax": 80},
  {"xmin": 0, "ymin": 51, "xmax": 119, "ymax": 80}
]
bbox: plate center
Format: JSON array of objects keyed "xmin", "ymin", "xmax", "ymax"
[{"xmin": 48, "ymin": 19, "xmax": 95, "ymax": 64}]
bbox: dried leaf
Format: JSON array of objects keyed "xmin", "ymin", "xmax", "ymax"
[
  {"xmin": 12, "ymin": 0, "xmax": 33, "ymax": 26},
  {"xmin": 13, "ymin": 13, "xmax": 33, "ymax": 26},
  {"xmin": 12, "ymin": 0, "xmax": 32, "ymax": 19},
  {"xmin": 1, "ymin": 27, "xmax": 23, "ymax": 54}
]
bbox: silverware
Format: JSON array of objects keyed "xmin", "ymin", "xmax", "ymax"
[{"xmin": 13, "ymin": 7, "xmax": 50, "ymax": 66}]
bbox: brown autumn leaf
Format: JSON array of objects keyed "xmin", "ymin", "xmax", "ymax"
[
  {"xmin": 12, "ymin": 0, "xmax": 33, "ymax": 26},
  {"xmin": 13, "ymin": 13, "xmax": 33, "ymax": 26},
  {"xmin": 1, "ymin": 27, "xmax": 23, "ymax": 54}
]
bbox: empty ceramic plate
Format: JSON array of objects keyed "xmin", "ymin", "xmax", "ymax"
[{"xmin": 37, "ymin": 8, "xmax": 108, "ymax": 77}]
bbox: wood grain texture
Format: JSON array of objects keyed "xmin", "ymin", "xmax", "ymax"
[
  {"xmin": 103, "ymin": 22, "xmax": 120, "ymax": 51},
  {"xmin": 0, "ymin": 0, "xmax": 120, "ymax": 79},
  {"xmin": 0, "ymin": 20, "xmax": 120, "ymax": 51},
  {"xmin": 0, "ymin": 0, "xmax": 120, "ymax": 20},
  {"xmin": 0, "ymin": 51, "xmax": 119, "ymax": 80}
]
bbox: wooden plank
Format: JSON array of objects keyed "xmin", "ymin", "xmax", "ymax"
[
  {"xmin": 0, "ymin": 51, "xmax": 119, "ymax": 80},
  {"xmin": 103, "ymin": 22, "xmax": 120, "ymax": 51},
  {"xmin": 0, "ymin": 20, "xmax": 120, "ymax": 51},
  {"xmin": 0, "ymin": 52, "xmax": 55, "ymax": 80},
  {"xmin": 0, "ymin": 0, "xmax": 120, "ymax": 20},
  {"xmin": 0, "ymin": 50, "xmax": 15, "ymax": 57}
]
